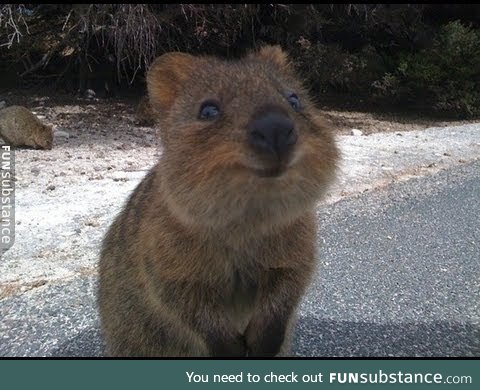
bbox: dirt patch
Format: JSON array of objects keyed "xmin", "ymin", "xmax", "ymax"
[
  {"xmin": 321, "ymin": 109, "xmax": 479, "ymax": 135},
  {"xmin": 3, "ymin": 90, "xmax": 478, "ymax": 138},
  {"xmin": 0, "ymin": 279, "xmax": 48, "ymax": 300}
]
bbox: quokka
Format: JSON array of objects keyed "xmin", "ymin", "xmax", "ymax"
[{"xmin": 98, "ymin": 46, "xmax": 338, "ymax": 357}]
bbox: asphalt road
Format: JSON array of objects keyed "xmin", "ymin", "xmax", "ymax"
[{"xmin": 1, "ymin": 160, "xmax": 479, "ymax": 357}]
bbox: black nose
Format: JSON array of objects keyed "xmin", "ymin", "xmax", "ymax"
[{"xmin": 248, "ymin": 110, "xmax": 297, "ymax": 160}]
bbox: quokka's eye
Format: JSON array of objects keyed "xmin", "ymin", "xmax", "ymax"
[
  {"xmin": 287, "ymin": 93, "xmax": 301, "ymax": 110},
  {"xmin": 198, "ymin": 100, "xmax": 220, "ymax": 120}
]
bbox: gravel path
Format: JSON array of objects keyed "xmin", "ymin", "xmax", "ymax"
[{"xmin": 296, "ymin": 160, "xmax": 480, "ymax": 357}]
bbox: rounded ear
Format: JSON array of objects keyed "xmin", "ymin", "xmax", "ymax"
[
  {"xmin": 147, "ymin": 52, "xmax": 198, "ymax": 115},
  {"xmin": 248, "ymin": 45, "xmax": 291, "ymax": 70}
]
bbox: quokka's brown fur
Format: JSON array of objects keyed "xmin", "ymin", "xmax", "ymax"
[
  {"xmin": 0, "ymin": 106, "xmax": 53, "ymax": 149},
  {"xmin": 98, "ymin": 46, "xmax": 339, "ymax": 357}
]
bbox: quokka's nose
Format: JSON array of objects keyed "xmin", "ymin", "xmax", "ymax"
[{"xmin": 248, "ymin": 109, "xmax": 297, "ymax": 160}]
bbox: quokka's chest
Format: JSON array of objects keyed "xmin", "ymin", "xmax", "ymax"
[{"xmin": 222, "ymin": 268, "xmax": 261, "ymax": 332}]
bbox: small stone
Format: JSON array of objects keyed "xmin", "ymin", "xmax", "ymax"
[
  {"xmin": 54, "ymin": 130, "xmax": 70, "ymax": 139},
  {"xmin": 84, "ymin": 218, "xmax": 100, "ymax": 227},
  {"xmin": 46, "ymin": 184, "xmax": 55, "ymax": 191},
  {"xmin": 351, "ymin": 128, "xmax": 363, "ymax": 136},
  {"xmin": 37, "ymin": 250, "xmax": 52, "ymax": 258},
  {"xmin": 85, "ymin": 89, "xmax": 96, "ymax": 99},
  {"xmin": 89, "ymin": 174, "xmax": 104, "ymax": 180}
]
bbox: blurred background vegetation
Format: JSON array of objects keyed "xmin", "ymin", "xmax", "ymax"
[{"xmin": 1, "ymin": 4, "xmax": 479, "ymax": 118}]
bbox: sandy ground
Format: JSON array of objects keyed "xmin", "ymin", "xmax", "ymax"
[
  {"xmin": 0, "ymin": 94, "xmax": 479, "ymax": 299},
  {"xmin": 321, "ymin": 109, "xmax": 475, "ymax": 135}
]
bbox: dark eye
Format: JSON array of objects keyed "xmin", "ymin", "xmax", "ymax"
[
  {"xmin": 199, "ymin": 101, "xmax": 220, "ymax": 120},
  {"xmin": 287, "ymin": 93, "xmax": 301, "ymax": 110}
]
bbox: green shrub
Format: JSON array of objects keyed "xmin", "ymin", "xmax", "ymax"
[
  {"xmin": 1, "ymin": 5, "xmax": 479, "ymax": 118},
  {"xmin": 374, "ymin": 21, "xmax": 480, "ymax": 117},
  {"xmin": 291, "ymin": 40, "xmax": 386, "ymax": 99}
]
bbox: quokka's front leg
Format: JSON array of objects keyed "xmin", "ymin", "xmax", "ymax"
[
  {"xmin": 244, "ymin": 268, "xmax": 310, "ymax": 357},
  {"xmin": 162, "ymin": 279, "xmax": 248, "ymax": 357}
]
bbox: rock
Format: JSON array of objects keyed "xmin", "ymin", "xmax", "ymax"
[
  {"xmin": 85, "ymin": 89, "xmax": 96, "ymax": 99},
  {"xmin": 0, "ymin": 101, "xmax": 6, "ymax": 109},
  {"xmin": 46, "ymin": 184, "xmax": 56, "ymax": 191},
  {"xmin": 36, "ymin": 250, "xmax": 53, "ymax": 259},
  {"xmin": 89, "ymin": 174, "xmax": 104, "ymax": 180},
  {"xmin": 54, "ymin": 130, "xmax": 70, "ymax": 139},
  {"xmin": 351, "ymin": 128, "xmax": 363, "ymax": 136},
  {"xmin": 84, "ymin": 218, "xmax": 100, "ymax": 227}
]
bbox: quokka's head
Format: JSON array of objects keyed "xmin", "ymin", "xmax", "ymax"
[
  {"xmin": 30, "ymin": 123, "xmax": 53, "ymax": 150},
  {"xmin": 147, "ymin": 46, "xmax": 338, "ymax": 233}
]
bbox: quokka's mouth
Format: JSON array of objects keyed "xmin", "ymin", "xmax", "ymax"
[{"xmin": 254, "ymin": 165, "xmax": 287, "ymax": 178}]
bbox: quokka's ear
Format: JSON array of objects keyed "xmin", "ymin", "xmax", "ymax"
[
  {"xmin": 147, "ymin": 52, "xmax": 198, "ymax": 114},
  {"xmin": 248, "ymin": 45, "xmax": 291, "ymax": 70}
]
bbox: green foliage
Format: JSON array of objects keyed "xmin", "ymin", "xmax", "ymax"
[
  {"xmin": 292, "ymin": 41, "xmax": 386, "ymax": 97},
  {"xmin": 374, "ymin": 21, "xmax": 480, "ymax": 117},
  {"xmin": 1, "ymin": 5, "xmax": 479, "ymax": 118}
]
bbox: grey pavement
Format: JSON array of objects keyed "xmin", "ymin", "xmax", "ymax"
[
  {"xmin": 295, "ymin": 159, "xmax": 480, "ymax": 357},
  {"xmin": 1, "ymin": 160, "xmax": 479, "ymax": 357}
]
